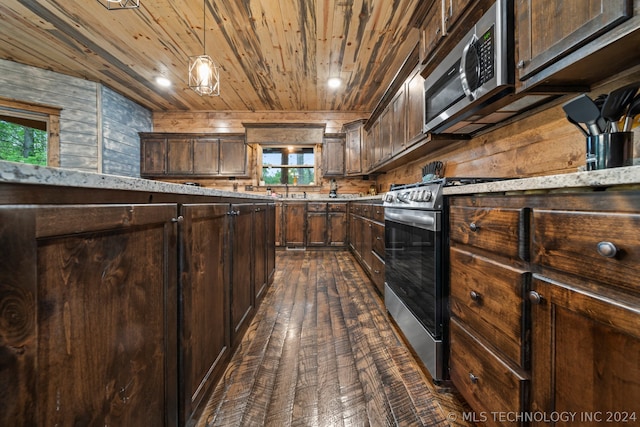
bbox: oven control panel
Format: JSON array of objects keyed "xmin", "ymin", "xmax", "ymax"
[{"xmin": 383, "ymin": 183, "xmax": 442, "ymax": 209}]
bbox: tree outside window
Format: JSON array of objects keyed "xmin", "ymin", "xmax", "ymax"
[
  {"xmin": 0, "ymin": 119, "xmax": 48, "ymax": 165},
  {"xmin": 262, "ymin": 146, "xmax": 315, "ymax": 185}
]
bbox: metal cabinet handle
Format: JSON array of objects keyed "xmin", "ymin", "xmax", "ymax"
[
  {"xmin": 596, "ymin": 241, "xmax": 618, "ymax": 258},
  {"xmin": 469, "ymin": 222, "xmax": 479, "ymax": 232},
  {"xmin": 528, "ymin": 291, "xmax": 543, "ymax": 305},
  {"xmin": 374, "ymin": 270, "xmax": 380, "ymax": 274},
  {"xmin": 171, "ymin": 216, "xmax": 184, "ymax": 223},
  {"xmin": 517, "ymin": 60, "xmax": 526, "ymax": 69},
  {"xmin": 469, "ymin": 373, "xmax": 479, "ymax": 384},
  {"xmin": 376, "ymin": 236, "xmax": 381, "ymax": 240},
  {"xmin": 470, "ymin": 290, "xmax": 481, "ymax": 302}
]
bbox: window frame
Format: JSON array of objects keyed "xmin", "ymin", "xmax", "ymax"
[
  {"xmin": 0, "ymin": 97, "xmax": 61, "ymax": 167},
  {"xmin": 259, "ymin": 144, "xmax": 320, "ymax": 186}
]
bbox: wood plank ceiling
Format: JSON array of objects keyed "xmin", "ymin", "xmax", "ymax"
[{"xmin": 0, "ymin": 0, "xmax": 421, "ymax": 112}]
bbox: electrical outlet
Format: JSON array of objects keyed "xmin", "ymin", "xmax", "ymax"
[{"xmin": 245, "ymin": 185, "xmax": 253, "ymax": 191}]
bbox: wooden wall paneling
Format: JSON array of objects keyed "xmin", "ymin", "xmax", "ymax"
[
  {"xmin": 100, "ymin": 86, "xmax": 152, "ymax": 178},
  {"xmin": 0, "ymin": 59, "xmax": 99, "ymax": 172}
]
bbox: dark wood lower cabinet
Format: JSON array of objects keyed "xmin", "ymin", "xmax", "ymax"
[
  {"xmin": 0, "ymin": 204, "xmax": 178, "ymax": 427},
  {"xmin": 253, "ymin": 204, "xmax": 267, "ymax": 303},
  {"xmin": 179, "ymin": 204, "xmax": 230, "ymax": 425},
  {"xmin": 230, "ymin": 204, "xmax": 255, "ymax": 347}
]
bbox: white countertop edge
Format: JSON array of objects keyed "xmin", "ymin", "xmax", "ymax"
[{"xmin": 442, "ymin": 165, "xmax": 640, "ymax": 196}]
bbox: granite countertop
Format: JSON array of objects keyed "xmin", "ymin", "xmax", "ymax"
[
  {"xmin": 0, "ymin": 161, "xmax": 384, "ymax": 202},
  {"xmin": 442, "ymin": 165, "xmax": 640, "ymax": 196},
  {"xmin": 3, "ymin": 161, "xmax": 639, "ymax": 200}
]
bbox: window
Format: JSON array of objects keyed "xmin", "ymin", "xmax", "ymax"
[
  {"xmin": 261, "ymin": 146, "xmax": 316, "ymax": 185},
  {"xmin": 0, "ymin": 98, "xmax": 61, "ymax": 167}
]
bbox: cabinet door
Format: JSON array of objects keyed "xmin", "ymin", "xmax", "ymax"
[
  {"xmin": 219, "ymin": 138, "xmax": 247, "ymax": 176},
  {"xmin": 328, "ymin": 212, "xmax": 348, "ymax": 247},
  {"xmin": 391, "ymin": 87, "xmax": 407, "ymax": 156},
  {"xmin": 406, "ymin": 70, "xmax": 425, "ymax": 145},
  {"xmin": 444, "ymin": 0, "xmax": 473, "ymax": 33},
  {"xmin": 369, "ymin": 118, "xmax": 380, "ymax": 168},
  {"xmin": 253, "ymin": 204, "xmax": 267, "ymax": 302},
  {"xmin": 140, "ymin": 137, "xmax": 166, "ymax": 176},
  {"xmin": 179, "ymin": 203, "xmax": 229, "ymax": 424},
  {"xmin": 419, "ymin": 0, "xmax": 444, "ymax": 65},
  {"xmin": 530, "ymin": 276, "xmax": 640, "ymax": 426},
  {"xmin": 378, "ymin": 107, "xmax": 392, "ymax": 163},
  {"xmin": 322, "ymin": 135, "xmax": 345, "ymax": 176},
  {"xmin": 284, "ymin": 203, "xmax": 306, "ymax": 247},
  {"xmin": 275, "ymin": 202, "xmax": 284, "ymax": 247},
  {"xmin": 345, "ymin": 125, "xmax": 362, "ymax": 175},
  {"xmin": 362, "ymin": 220, "xmax": 373, "ymax": 272},
  {"xmin": 307, "ymin": 212, "xmax": 327, "ymax": 246},
  {"xmin": 193, "ymin": 137, "xmax": 219, "ymax": 175},
  {"xmin": 0, "ymin": 204, "xmax": 178, "ymax": 427},
  {"xmin": 266, "ymin": 203, "xmax": 276, "ymax": 283},
  {"xmin": 516, "ymin": 0, "xmax": 632, "ymax": 81},
  {"xmin": 167, "ymin": 137, "xmax": 193, "ymax": 174},
  {"xmin": 230, "ymin": 203, "xmax": 254, "ymax": 346}
]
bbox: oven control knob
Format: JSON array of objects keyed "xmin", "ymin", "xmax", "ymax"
[
  {"xmin": 384, "ymin": 193, "xmax": 394, "ymax": 203},
  {"xmin": 422, "ymin": 190, "xmax": 432, "ymax": 202},
  {"xmin": 397, "ymin": 192, "xmax": 410, "ymax": 203}
]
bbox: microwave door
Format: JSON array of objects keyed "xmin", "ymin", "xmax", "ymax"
[{"xmin": 424, "ymin": 58, "xmax": 465, "ymax": 132}]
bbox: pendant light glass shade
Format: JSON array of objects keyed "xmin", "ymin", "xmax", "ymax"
[
  {"xmin": 189, "ymin": 55, "xmax": 220, "ymax": 96},
  {"xmin": 97, "ymin": 0, "xmax": 140, "ymax": 10},
  {"xmin": 189, "ymin": 0, "xmax": 220, "ymax": 96}
]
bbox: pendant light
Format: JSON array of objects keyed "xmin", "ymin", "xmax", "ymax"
[
  {"xmin": 189, "ymin": 0, "xmax": 220, "ymax": 96},
  {"xmin": 97, "ymin": 0, "xmax": 140, "ymax": 10}
]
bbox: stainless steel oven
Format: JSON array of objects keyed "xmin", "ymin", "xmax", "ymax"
[
  {"xmin": 383, "ymin": 178, "xmax": 505, "ymax": 382},
  {"xmin": 384, "ymin": 181, "xmax": 447, "ymax": 381}
]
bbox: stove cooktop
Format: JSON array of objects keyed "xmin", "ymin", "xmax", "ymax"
[{"xmin": 385, "ymin": 177, "xmax": 508, "ymax": 209}]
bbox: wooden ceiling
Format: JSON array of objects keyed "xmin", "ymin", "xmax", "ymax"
[{"xmin": 0, "ymin": 0, "xmax": 421, "ymax": 112}]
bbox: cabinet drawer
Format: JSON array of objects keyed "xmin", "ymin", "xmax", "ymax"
[
  {"xmin": 371, "ymin": 205, "xmax": 384, "ymax": 223},
  {"xmin": 450, "ymin": 248, "xmax": 529, "ymax": 367},
  {"xmin": 328, "ymin": 203, "xmax": 347, "ymax": 213},
  {"xmin": 371, "ymin": 222, "xmax": 385, "ymax": 257},
  {"xmin": 370, "ymin": 251, "xmax": 385, "ymax": 294},
  {"xmin": 450, "ymin": 319, "xmax": 529, "ymax": 427},
  {"xmin": 351, "ymin": 203, "xmax": 363, "ymax": 216},
  {"xmin": 533, "ymin": 210, "xmax": 640, "ymax": 293},
  {"xmin": 361, "ymin": 204, "xmax": 373, "ymax": 219},
  {"xmin": 307, "ymin": 202, "xmax": 327, "ymax": 212},
  {"xmin": 450, "ymin": 205, "xmax": 526, "ymax": 259}
]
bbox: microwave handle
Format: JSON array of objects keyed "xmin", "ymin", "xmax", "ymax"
[{"xmin": 459, "ymin": 34, "xmax": 478, "ymax": 100}]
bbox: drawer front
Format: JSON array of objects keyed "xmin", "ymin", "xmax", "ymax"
[
  {"xmin": 371, "ymin": 205, "xmax": 384, "ymax": 223},
  {"xmin": 371, "ymin": 222, "xmax": 385, "ymax": 257},
  {"xmin": 450, "ymin": 205, "xmax": 526, "ymax": 259},
  {"xmin": 351, "ymin": 203, "xmax": 363, "ymax": 216},
  {"xmin": 533, "ymin": 210, "xmax": 640, "ymax": 292},
  {"xmin": 370, "ymin": 251, "xmax": 385, "ymax": 294},
  {"xmin": 328, "ymin": 202, "xmax": 347, "ymax": 213},
  {"xmin": 307, "ymin": 202, "xmax": 327, "ymax": 212},
  {"xmin": 450, "ymin": 319, "xmax": 528, "ymax": 427},
  {"xmin": 450, "ymin": 248, "xmax": 529, "ymax": 367},
  {"xmin": 361, "ymin": 204, "xmax": 372, "ymax": 219}
]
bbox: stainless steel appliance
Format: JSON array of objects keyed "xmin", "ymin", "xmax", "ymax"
[{"xmin": 383, "ymin": 178, "xmax": 504, "ymax": 382}]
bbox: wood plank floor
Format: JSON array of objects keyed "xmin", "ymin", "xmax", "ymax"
[{"xmin": 196, "ymin": 250, "xmax": 473, "ymax": 427}]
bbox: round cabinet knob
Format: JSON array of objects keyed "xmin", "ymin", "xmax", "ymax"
[
  {"xmin": 528, "ymin": 291, "xmax": 543, "ymax": 305},
  {"xmin": 171, "ymin": 216, "xmax": 184, "ymax": 223},
  {"xmin": 469, "ymin": 222, "xmax": 479, "ymax": 232},
  {"xmin": 470, "ymin": 290, "xmax": 481, "ymax": 302},
  {"xmin": 517, "ymin": 60, "xmax": 526, "ymax": 69},
  {"xmin": 469, "ymin": 373, "xmax": 479, "ymax": 384},
  {"xmin": 596, "ymin": 241, "xmax": 618, "ymax": 258}
]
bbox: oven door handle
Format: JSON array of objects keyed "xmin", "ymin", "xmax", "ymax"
[{"xmin": 385, "ymin": 208, "xmax": 439, "ymax": 231}]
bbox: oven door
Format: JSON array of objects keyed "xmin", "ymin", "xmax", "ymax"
[{"xmin": 384, "ymin": 207, "xmax": 443, "ymax": 339}]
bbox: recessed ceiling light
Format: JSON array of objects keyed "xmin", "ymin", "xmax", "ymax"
[
  {"xmin": 155, "ymin": 76, "xmax": 172, "ymax": 87},
  {"xmin": 328, "ymin": 77, "xmax": 342, "ymax": 89}
]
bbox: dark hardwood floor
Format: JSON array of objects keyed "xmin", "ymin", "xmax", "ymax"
[{"xmin": 196, "ymin": 250, "xmax": 472, "ymax": 427}]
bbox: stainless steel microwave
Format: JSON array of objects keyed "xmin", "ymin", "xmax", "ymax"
[{"xmin": 423, "ymin": 0, "xmax": 514, "ymax": 134}]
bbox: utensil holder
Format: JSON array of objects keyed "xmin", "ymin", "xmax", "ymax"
[{"xmin": 586, "ymin": 132, "xmax": 633, "ymax": 170}]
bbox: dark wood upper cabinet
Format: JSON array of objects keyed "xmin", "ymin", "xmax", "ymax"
[
  {"xmin": 140, "ymin": 133, "xmax": 247, "ymax": 178},
  {"xmin": 343, "ymin": 120, "xmax": 365, "ymax": 176},
  {"xmin": 322, "ymin": 133, "xmax": 345, "ymax": 176},
  {"xmin": 406, "ymin": 68, "xmax": 425, "ymax": 146},
  {"xmin": 516, "ymin": 0, "xmax": 635, "ymax": 89},
  {"xmin": 219, "ymin": 137, "xmax": 247, "ymax": 176}
]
